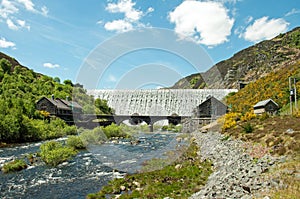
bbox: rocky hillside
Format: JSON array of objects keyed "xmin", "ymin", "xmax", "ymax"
[{"xmin": 171, "ymin": 27, "xmax": 300, "ymax": 89}]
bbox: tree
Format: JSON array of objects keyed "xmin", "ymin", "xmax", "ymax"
[
  {"xmin": 0, "ymin": 58, "xmax": 12, "ymax": 74},
  {"xmin": 53, "ymin": 77, "xmax": 61, "ymax": 83},
  {"xmin": 63, "ymin": 79, "xmax": 73, "ymax": 87}
]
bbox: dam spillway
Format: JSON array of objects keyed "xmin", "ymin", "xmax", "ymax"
[{"xmin": 87, "ymin": 89, "xmax": 237, "ymax": 116}]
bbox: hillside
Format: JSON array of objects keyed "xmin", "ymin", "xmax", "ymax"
[
  {"xmin": 171, "ymin": 27, "xmax": 300, "ymax": 89},
  {"xmin": 0, "ymin": 52, "xmax": 112, "ymax": 143}
]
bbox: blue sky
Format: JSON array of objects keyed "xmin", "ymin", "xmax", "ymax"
[{"xmin": 0, "ymin": 0, "xmax": 299, "ymax": 89}]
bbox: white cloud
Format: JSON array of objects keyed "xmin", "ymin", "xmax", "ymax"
[
  {"xmin": 104, "ymin": 19, "xmax": 133, "ymax": 33},
  {"xmin": 243, "ymin": 16, "xmax": 289, "ymax": 42},
  {"xmin": 106, "ymin": 0, "xmax": 142, "ymax": 22},
  {"xmin": 285, "ymin": 8, "xmax": 300, "ymax": 17},
  {"xmin": 0, "ymin": 0, "xmax": 47, "ymax": 30},
  {"xmin": 6, "ymin": 18, "xmax": 30, "ymax": 30},
  {"xmin": 43, "ymin": 62, "xmax": 60, "ymax": 69},
  {"xmin": 169, "ymin": 1, "xmax": 234, "ymax": 46},
  {"xmin": 7, "ymin": 18, "xmax": 18, "ymax": 30},
  {"xmin": 0, "ymin": 37, "xmax": 16, "ymax": 48},
  {"xmin": 104, "ymin": 0, "xmax": 152, "ymax": 32},
  {"xmin": 245, "ymin": 16, "xmax": 253, "ymax": 24},
  {"xmin": 41, "ymin": 6, "xmax": 49, "ymax": 16},
  {"xmin": 17, "ymin": 0, "xmax": 35, "ymax": 12},
  {"xmin": 0, "ymin": 0, "xmax": 19, "ymax": 18}
]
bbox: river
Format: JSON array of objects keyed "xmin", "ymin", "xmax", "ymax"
[{"xmin": 0, "ymin": 132, "xmax": 187, "ymax": 199}]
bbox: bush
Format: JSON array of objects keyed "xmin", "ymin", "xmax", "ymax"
[
  {"xmin": 79, "ymin": 127, "xmax": 107, "ymax": 145},
  {"xmin": 221, "ymin": 112, "xmax": 241, "ymax": 131},
  {"xmin": 2, "ymin": 159, "xmax": 27, "ymax": 173},
  {"xmin": 242, "ymin": 122, "xmax": 254, "ymax": 133},
  {"xmin": 102, "ymin": 123, "xmax": 128, "ymax": 138},
  {"xmin": 66, "ymin": 135, "xmax": 86, "ymax": 149},
  {"xmin": 40, "ymin": 141, "xmax": 77, "ymax": 166},
  {"xmin": 63, "ymin": 125, "xmax": 77, "ymax": 135}
]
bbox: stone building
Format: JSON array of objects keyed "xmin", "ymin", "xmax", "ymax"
[
  {"xmin": 253, "ymin": 99, "xmax": 279, "ymax": 115},
  {"xmin": 195, "ymin": 96, "xmax": 228, "ymax": 118},
  {"xmin": 36, "ymin": 96, "xmax": 82, "ymax": 116}
]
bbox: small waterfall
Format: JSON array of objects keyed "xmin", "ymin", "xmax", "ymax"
[{"xmin": 87, "ymin": 89, "xmax": 237, "ymax": 116}]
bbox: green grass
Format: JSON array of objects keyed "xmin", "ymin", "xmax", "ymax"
[
  {"xmin": 87, "ymin": 142, "xmax": 212, "ymax": 199},
  {"xmin": 2, "ymin": 159, "xmax": 27, "ymax": 173}
]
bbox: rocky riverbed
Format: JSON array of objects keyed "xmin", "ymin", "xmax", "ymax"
[{"xmin": 189, "ymin": 128, "xmax": 284, "ymax": 199}]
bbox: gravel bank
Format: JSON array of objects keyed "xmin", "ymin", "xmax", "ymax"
[{"xmin": 189, "ymin": 130, "xmax": 282, "ymax": 199}]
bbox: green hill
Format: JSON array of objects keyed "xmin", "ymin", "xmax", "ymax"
[{"xmin": 0, "ymin": 52, "xmax": 111, "ymax": 143}]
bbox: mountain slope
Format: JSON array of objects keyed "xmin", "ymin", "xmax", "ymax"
[{"xmin": 171, "ymin": 27, "xmax": 300, "ymax": 89}]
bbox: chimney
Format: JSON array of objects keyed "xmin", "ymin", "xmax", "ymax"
[
  {"xmin": 66, "ymin": 96, "xmax": 70, "ymax": 101},
  {"xmin": 51, "ymin": 94, "xmax": 54, "ymax": 100}
]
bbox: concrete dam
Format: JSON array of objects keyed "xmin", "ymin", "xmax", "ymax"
[{"xmin": 87, "ymin": 89, "xmax": 236, "ymax": 116}]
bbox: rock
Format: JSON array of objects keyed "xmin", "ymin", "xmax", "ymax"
[
  {"xmin": 120, "ymin": 185, "xmax": 126, "ymax": 191},
  {"xmin": 133, "ymin": 181, "xmax": 140, "ymax": 187},
  {"xmin": 189, "ymin": 131, "xmax": 280, "ymax": 199},
  {"xmin": 175, "ymin": 164, "xmax": 182, "ymax": 170},
  {"xmin": 286, "ymin": 128, "xmax": 294, "ymax": 134}
]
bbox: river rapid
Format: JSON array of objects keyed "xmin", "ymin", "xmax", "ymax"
[{"xmin": 0, "ymin": 132, "xmax": 186, "ymax": 199}]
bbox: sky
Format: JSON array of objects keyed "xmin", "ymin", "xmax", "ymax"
[{"xmin": 0, "ymin": 0, "xmax": 299, "ymax": 89}]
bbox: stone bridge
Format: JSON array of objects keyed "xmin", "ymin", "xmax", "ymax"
[{"xmin": 76, "ymin": 114, "xmax": 190, "ymax": 131}]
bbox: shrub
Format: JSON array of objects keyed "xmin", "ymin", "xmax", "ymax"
[
  {"xmin": 221, "ymin": 112, "xmax": 241, "ymax": 131},
  {"xmin": 66, "ymin": 135, "xmax": 86, "ymax": 149},
  {"xmin": 2, "ymin": 159, "xmax": 27, "ymax": 173},
  {"xmin": 63, "ymin": 125, "xmax": 77, "ymax": 135},
  {"xmin": 242, "ymin": 122, "xmax": 254, "ymax": 133},
  {"xmin": 241, "ymin": 111, "xmax": 256, "ymax": 122},
  {"xmin": 102, "ymin": 123, "xmax": 128, "ymax": 138},
  {"xmin": 40, "ymin": 141, "xmax": 77, "ymax": 166},
  {"xmin": 79, "ymin": 127, "xmax": 107, "ymax": 145}
]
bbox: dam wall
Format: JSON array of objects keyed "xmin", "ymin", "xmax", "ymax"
[{"xmin": 87, "ymin": 89, "xmax": 237, "ymax": 116}]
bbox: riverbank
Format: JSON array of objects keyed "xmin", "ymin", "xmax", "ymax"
[{"xmin": 190, "ymin": 119, "xmax": 299, "ymax": 199}]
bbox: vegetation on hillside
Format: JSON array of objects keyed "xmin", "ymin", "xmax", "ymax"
[
  {"xmin": 226, "ymin": 61, "xmax": 300, "ymax": 114},
  {"xmin": 0, "ymin": 54, "xmax": 113, "ymax": 143}
]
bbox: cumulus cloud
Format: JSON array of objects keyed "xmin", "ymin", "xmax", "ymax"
[
  {"xmin": 243, "ymin": 16, "xmax": 289, "ymax": 42},
  {"xmin": 43, "ymin": 62, "xmax": 60, "ymax": 69},
  {"xmin": 0, "ymin": 37, "xmax": 16, "ymax": 48},
  {"xmin": 169, "ymin": 0, "xmax": 234, "ymax": 46},
  {"xmin": 0, "ymin": 0, "xmax": 19, "ymax": 18},
  {"xmin": 104, "ymin": 0, "xmax": 153, "ymax": 33},
  {"xmin": 17, "ymin": 0, "xmax": 35, "ymax": 12},
  {"xmin": 104, "ymin": 19, "xmax": 133, "ymax": 32}
]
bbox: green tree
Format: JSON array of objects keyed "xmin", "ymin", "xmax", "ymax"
[{"xmin": 0, "ymin": 58, "xmax": 12, "ymax": 74}]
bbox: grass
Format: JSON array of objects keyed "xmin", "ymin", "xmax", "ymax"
[
  {"xmin": 87, "ymin": 142, "xmax": 212, "ymax": 199},
  {"xmin": 1, "ymin": 159, "xmax": 27, "ymax": 173}
]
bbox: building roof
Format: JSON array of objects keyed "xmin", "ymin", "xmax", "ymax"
[
  {"xmin": 253, "ymin": 99, "xmax": 279, "ymax": 108},
  {"xmin": 198, "ymin": 96, "xmax": 227, "ymax": 107},
  {"xmin": 38, "ymin": 97, "xmax": 82, "ymax": 110},
  {"xmin": 57, "ymin": 99, "xmax": 82, "ymax": 109}
]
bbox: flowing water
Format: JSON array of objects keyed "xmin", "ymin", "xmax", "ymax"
[{"xmin": 0, "ymin": 132, "xmax": 186, "ymax": 199}]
